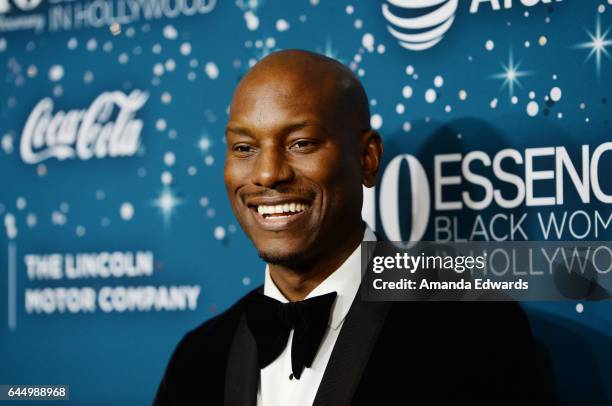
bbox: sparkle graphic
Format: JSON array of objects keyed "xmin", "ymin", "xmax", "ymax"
[
  {"xmin": 575, "ymin": 16, "xmax": 612, "ymax": 77},
  {"xmin": 197, "ymin": 134, "xmax": 212, "ymax": 154},
  {"xmin": 323, "ymin": 39, "xmax": 337, "ymax": 59},
  {"xmin": 151, "ymin": 187, "xmax": 183, "ymax": 226},
  {"xmin": 491, "ymin": 49, "xmax": 531, "ymax": 98},
  {"xmin": 319, "ymin": 39, "xmax": 342, "ymax": 62}
]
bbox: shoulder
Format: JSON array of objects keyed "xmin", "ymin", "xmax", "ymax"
[
  {"xmin": 154, "ymin": 287, "xmax": 261, "ymax": 405},
  {"xmin": 182, "ymin": 296, "xmax": 247, "ymax": 352},
  {"xmin": 374, "ymin": 300, "xmax": 536, "ymax": 371},
  {"xmin": 384, "ymin": 301, "xmax": 533, "ymax": 354},
  {"xmin": 388, "ymin": 299, "xmax": 528, "ymax": 325},
  {"xmin": 170, "ymin": 286, "xmax": 259, "ymax": 369},
  {"xmin": 356, "ymin": 301, "xmax": 554, "ymax": 405}
]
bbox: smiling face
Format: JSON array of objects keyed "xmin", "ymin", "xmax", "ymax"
[{"xmin": 224, "ymin": 51, "xmax": 380, "ymax": 268}]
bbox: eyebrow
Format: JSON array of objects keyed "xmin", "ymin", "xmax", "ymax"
[
  {"xmin": 281, "ymin": 121, "xmax": 319, "ymax": 135},
  {"xmin": 225, "ymin": 125, "xmax": 254, "ymax": 137},
  {"xmin": 225, "ymin": 120, "xmax": 321, "ymax": 138}
]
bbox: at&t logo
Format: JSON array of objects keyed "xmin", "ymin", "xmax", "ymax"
[
  {"xmin": 382, "ymin": 0, "xmax": 458, "ymax": 51},
  {"xmin": 382, "ymin": 0, "xmax": 564, "ymax": 52}
]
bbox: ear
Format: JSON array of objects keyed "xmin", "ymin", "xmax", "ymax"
[{"xmin": 360, "ymin": 130, "xmax": 383, "ymax": 188}]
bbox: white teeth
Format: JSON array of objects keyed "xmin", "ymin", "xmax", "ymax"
[{"xmin": 256, "ymin": 202, "xmax": 308, "ymax": 216}]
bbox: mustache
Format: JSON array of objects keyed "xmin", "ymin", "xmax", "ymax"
[{"xmin": 241, "ymin": 186, "xmax": 317, "ymax": 201}]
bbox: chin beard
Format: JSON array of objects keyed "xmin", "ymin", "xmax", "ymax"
[{"xmin": 258, "ymin": 249, "xmax": 311, "ymax": 268}]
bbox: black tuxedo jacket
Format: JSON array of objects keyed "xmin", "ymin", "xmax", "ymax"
[{"xmin": 154, "ymin": 285, "xmax": 555, "ymax": 405}]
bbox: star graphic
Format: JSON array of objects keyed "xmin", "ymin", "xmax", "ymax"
[
  {"xmin": 575, "ymin": 16, "xmax": 612, "ymax": 77},
  {"xmin": 314, "ymin": 39, "xmax": 344, "ymax": 63},
  {"xmin": 151, "ymin": 187, "xmax": 183, "ymax": 227},
  {"xmin": 322, "ymin": 39, "xmax": 339, "ymax": 60},
  {"xmin": 491, "ymin": 49, "xmax": 531, "ymax": 98}
]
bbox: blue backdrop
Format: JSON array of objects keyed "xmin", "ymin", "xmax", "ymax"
[{"xmin": 1, "ymin": 0, "xmax": 611, "ymax": 404}]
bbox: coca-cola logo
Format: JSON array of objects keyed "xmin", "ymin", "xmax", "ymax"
[{"xmin": 20, "ymin": 90, "xmax": 149, "ymax": 164}]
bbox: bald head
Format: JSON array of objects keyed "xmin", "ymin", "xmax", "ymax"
[{"xmin": 230, "ymin": 49, "xmax": 371, "ymax": 138}]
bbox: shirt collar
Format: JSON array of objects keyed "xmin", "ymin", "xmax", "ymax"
[{"xmin": 263, "ymin": 223, "xmax": 377, "ymax": 330}]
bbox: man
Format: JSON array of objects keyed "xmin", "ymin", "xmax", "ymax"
[{"xmin": 154, "ymin": 50, "xmax": 554, "ymax": 405}]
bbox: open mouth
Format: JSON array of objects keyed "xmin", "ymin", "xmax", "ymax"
[
  {"xmin": 247, "ymin": 201, "xmax": 312, "ymax": 230},
  {"xmin": 255, "ymin": 202, "xmax": 309, "ymax": 218}
]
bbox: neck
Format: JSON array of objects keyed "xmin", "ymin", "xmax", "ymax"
[{"xmin": 268, "ymin": 222, "xmax": 365, "ymax": 301}]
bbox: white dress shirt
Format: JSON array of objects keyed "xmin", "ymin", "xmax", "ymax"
[{"xmin": 256, "ymin": 225, "xmax": 377, "ymax": 406}]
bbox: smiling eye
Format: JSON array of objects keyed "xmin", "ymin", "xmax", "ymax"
[
  {"xmin": 289, "ymin": 140, "xmax": 317, "ymax": 151},
  {"xmin": 233, "ymin": 144, "xmax": 255, "ymax": 154}
]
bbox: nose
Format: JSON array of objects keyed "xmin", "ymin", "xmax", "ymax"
[{"xmin": 251, "ymin": 145, "xmax": 294, "ymax": 188}]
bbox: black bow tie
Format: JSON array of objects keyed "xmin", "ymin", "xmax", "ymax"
[{"xmin": 245, "ymin": 291, "xmax": 337, "ymax": 380}]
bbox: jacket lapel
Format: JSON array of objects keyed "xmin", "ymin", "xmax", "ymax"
[
  {"xmin": 312, "ymin": 292, "xmax": 391, "ymax": 406},
  {"xmin": 224, "ymin": 314, "xmax": 259, "ymax": 406}
]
